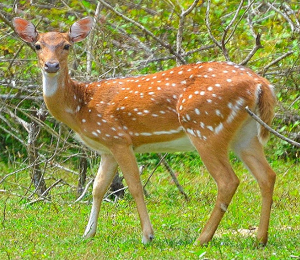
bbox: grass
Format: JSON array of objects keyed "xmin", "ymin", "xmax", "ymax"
[{"xmin": 0, "ymin": 155, "xmax": 299, "ymax": 259}]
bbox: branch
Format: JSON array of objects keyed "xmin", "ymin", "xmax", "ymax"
[
  {"xmin": 0, "ymin": 11, "xmax": 35, "ymax": 52},
  {"xmin": 86, "ymin": 2, "xmax": 103, "ymax": 76},
  {"xmin": 224, "ymin": 0, "xmax": 255, "ymax": 45},
  {"xmin": 266, "ymin": 2, "xmax": 299, "ymax": 33},
  {"xmin": 0, "ymin": 94, "xmax": 43, "ymax": 101},
  {"xmin": 74, "ymin": 178, "xmax": 94, "ymax": 203},
  {"xmin": 158, "ymin": 154, "xmax": 189, "ymax": 201},
  {"xmin": 176, "ymin": 0, "xmax": 201, "ymax": 65},
  {"xmin": 108, "ymin": 21, "xmax": 153, "ymax": 56},
  {"xmin": 239, "ymin": 33, "xmax": 263, "ymax": 66},
  {"xmin": 132, "ymin": 44, "xmax": 215, "ymax": 66},
  {"xmin": 221, "ymin": 0, "xmax": 245, "ymax": 59},
  {"xmin": 205, "ymin": 0, "xmax": 222, "ymax": 49},
  {"xmin": 245, "ymin": 106, "xmax": 300, "ymax": 148},
  {"xmin": 98, "ymin": 0, "xmax": 186, "ymax": 64},
  {"xmin": 143, "ymin": 153, "xmax": 168, "ymax": 189},
  {"xmin": 261, "ymin": 51, "xmax": 294, "ymax": 75}
]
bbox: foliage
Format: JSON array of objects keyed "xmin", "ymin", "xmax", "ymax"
[
  {"xmin": 0, "ymin": 1, "xmax": 299, "ymax": 165},
  {"xmin": 0, "ymin": 2, "xmax": 299, "ymax": 256},
  {"xmin": 0, "ymin": 0, "xmax": 300, "ymax": 259},
  {"xmin": 0, "ymin": 160, "xmax": 299, "ymax": 259}
]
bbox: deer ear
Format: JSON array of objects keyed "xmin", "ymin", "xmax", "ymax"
[
  {"xmin": 12, "ymin": 17, "xmax": 38, "ymax": 43},
  {"xmin": 69, "ymin": 17, "xmax": 94, "ymax": 43}
]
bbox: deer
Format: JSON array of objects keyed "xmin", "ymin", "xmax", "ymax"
[{"xmin": 12, "ymin": 16, "xmax": 277, "ymax": 246}]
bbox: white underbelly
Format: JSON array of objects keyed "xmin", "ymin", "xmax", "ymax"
[
  {"xmin": 134, "ymin": 135, "xmax": 195, "ymax": 153},
  {"xmin": 74, "ymin": 133, "xmax": 111, "ymax": 154},
  {"xmin": 75, "ymin": 133, "xmax": 195, "ymax": 154}
]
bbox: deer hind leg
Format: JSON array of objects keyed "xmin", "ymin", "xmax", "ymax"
[
  {"xmin": 83, "ymin": 153, "xmax": 118, "ymax": 238},
  {"xmin": 232, "ymin": 130, "xmax": 276, "ymax": 246},
  {"xmin": 111, "ymin": 145, "xmax": 154, "ymax": 244},
  {"xmin": 189, "ymin": 137, "xmax": 240, "ymax": 246}
]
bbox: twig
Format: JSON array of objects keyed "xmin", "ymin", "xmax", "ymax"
[
  {"xmin": 26, "ymin": 179, "xmax": 63, "ymax": 205},
  {"xmin": 158, "ymin": 154, "xmax": 189, "ymax": 201},
  {"xmin": 98, "ymin": 0, "xmax": 186, "ymax": 64},
  {"xmin": 52, "ymin": 162, "xmax": 79, "ymax": 175},
  {"xmin": 288, "ymin": 96, "xmax": 300, "ymax": 110},
  {"xmin": 220, "ymin": 0, "xmax": 245, "ymax": 60},
  {"xmin": 224, "ymin": 0, "xmax": 255, "ymax": 45},
  {"xmin": 108, "ymin": 21, "xmax": 153, "ymax": 56},
  {"xmin": 245, "ymin": 106, "xmax": 300, "ymax": 148},
  {"xmin": 266, "ymin": 2, "xmax": 299, "ymax": 33},
  {"xmin": 143, "ymin": 153, "xmax": 168, "ymax": 189},
  {"xmin": 0, "ymin": 121, "xmax": 25, "ymax": 146},
  {"xmin": 0, "ymin": 189, "xmax": 26, "ymax": 198},
  {"xmin": 0, "ymin": 164, "xmax": 41, "ymax": 185},
  {"xmin": 133, "ymin": 44, "xmax": 215, "ymax": 66},
  {"xmin": 176, "ymin": 0, "xmax": 200, "ymax": 65},
  {"xmin": 86, "ymin": 2, "xmax": 103, "ymax": 76},
  {"xmin": 1, "ymin": 197, "xmax": 8, "ymax": 227},
  {"xmin": 74, "ymin": 178, "xmax": 94, "ymax": 203},
  {"xmin": 205, "ymin": 0, "xmax": 221, "ymax": 49},
  {"xmin": 104, "ymin": 186, "xmax": 128, "ymax": 200},
  {"xmin": 261, "ymin": 51, "xmax": 294, "ymax": 75},
  {"xmin": 40, "ymin": 179, "xmax": 62, "ymax": 197},
  {"xmin": 239, "ymin": 33, "xmax": 263, "ymax": 65},
  {"xmin": 0, "ymin": 94, "xmax": 43, "ymax": 101},
  {"xmin": 7, "ymin": 44, "xmax": 24, "ymax": 75},
  {"xmin": 0, "ymin": 11, "xmax": 36, "ymax": 52}
]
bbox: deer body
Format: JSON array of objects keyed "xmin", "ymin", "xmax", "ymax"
[{"xmin": 13, "ymin": 17, "xmax": 277, "ymax": 246}]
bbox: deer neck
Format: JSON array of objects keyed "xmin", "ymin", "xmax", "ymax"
[{"xmin": 41, "ymin": 68, "xmax": 82, "ymax": 131}]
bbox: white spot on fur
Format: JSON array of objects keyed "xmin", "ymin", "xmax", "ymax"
[
  {"xmin": 195, "ymin": 108, "xmax": 200, "ymax": 115},
  {"xmin": 215, "ymin": 123, "xmax": 224, "ymax": 134}
]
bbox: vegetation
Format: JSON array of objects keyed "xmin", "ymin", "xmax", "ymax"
[
  {"xmin": 1, "ymin": 158, "xmax": 300, "ymax": 259},
  {"xmin": 0, "ymin": 1, "xmax": 299, "ymax": 259}
]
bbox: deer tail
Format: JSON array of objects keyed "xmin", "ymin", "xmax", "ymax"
[{"xmin": 256, "ymin": 82, "xmax": 276, "ymax": 145}]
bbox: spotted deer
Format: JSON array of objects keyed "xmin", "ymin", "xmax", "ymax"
[{"xmin": 13, "ymin": 17, "xmax": 276, "ymax": 246}]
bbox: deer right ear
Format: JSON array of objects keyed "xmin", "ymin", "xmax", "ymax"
[
  {"xmin": 12, "ymin": 17, "xmax": 38, "ymax": 43},
  {"xmin": 69, "ymin": 17, "xmax": 94, "ymax": 43}
]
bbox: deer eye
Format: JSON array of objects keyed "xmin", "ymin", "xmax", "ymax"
[
  {"xmin": 35, "ymin": 44, "xmax": 41, "ymax": 50},
  {"xmin": 63, "ymin": 44, "xmax": 70, "ymax": 50}
]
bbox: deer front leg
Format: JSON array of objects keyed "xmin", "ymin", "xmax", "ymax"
[
  {"xmin": 83, "ymin": 153, "xmax": 118, "ymax": 238},
  {"xmin": 111, "ymin": 145, "xmax": 154, "ymax": 244}
]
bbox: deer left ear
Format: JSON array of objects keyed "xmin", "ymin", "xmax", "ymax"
[
  {"xmin": 69, "ymin": 17, "xmax": 94, "ymax": 43},
  {"xmin": 12, "ymin": 17, "xmax": 38, "ymax": 43}
]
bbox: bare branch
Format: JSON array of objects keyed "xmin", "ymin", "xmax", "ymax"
[
  {"xmin": 158, "ymin": 153, "xmax": 189, "ymax": 201},
  {"xmin": 239, "ymin": 33, "xmax": 263, "ymax": 65},
  {"xmin": 261, "ymin": 51, "xmax": 294, "ymax": 75},
  {"xmin": 176, "ymin": 0, "xmax": 201, "ymax": 65},
  {"xmin": 245, "ymin": 106, "xmax": 300, "ymax": 148},
  {"xmin": 205, "ymin": 0, "xmax": 221, "ymax": 49},
  {"xmin": 74, "ymin": 178, "xmax": 94, "ymax": 203},
  {"xmin": 86, "ymin": 2, "xmax": 103, "ymax": 76},
  {"xmin": 143, "ymin": 153, "xmax": 168, "ymax": 189},
  {"xmin": 0, "ymin": 94, "xmax": 43, "ymax": 101},
  {"xmin": 266, "ymin": 2, "xmax": 299, "ymax": 33},
  {"xmin": 98, "ymin": 0, "xmax": 186, "ymax": 64},
  {"xmin": 0, "ymin": 11, "xmax": 36, "ymax": 52},
  {"xmin": 225, "ymin": 0, "xmax": 255, "ymax": 44}
]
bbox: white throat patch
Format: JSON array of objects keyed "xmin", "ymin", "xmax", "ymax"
[{"xmin": 42, "ymin": 70, "xmax": 60, "ymax": 97}]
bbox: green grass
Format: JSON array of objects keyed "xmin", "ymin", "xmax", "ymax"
[{"xmin": 0, "ymin": 157, "xmax": 299, "ymax": 259}]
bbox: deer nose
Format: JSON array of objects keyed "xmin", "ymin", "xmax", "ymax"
[{"xmin": 44, "ymin": 61, "xmax": 60, "ymax": 73}]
